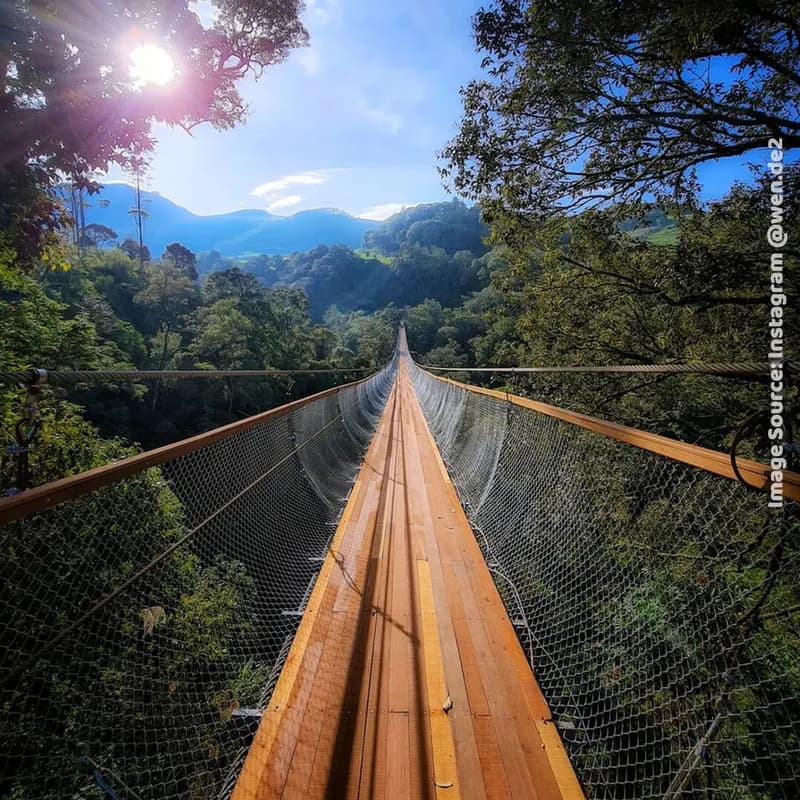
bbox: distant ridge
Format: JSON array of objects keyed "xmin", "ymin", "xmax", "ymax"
[{"xmin": 67, "ymin": 183, "xmax": 380, "ymax": 256}]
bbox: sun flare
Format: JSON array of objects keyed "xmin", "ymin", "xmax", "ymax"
[{"xmin": 129, "ymin": 44, "xmax": 175, "ymax": 87}]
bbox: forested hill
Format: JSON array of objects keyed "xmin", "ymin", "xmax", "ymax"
[
  {"xmin": 204, "ymin": 199, "xmax": 492, "ymax": 319},
  {"xmin": 68, "ymin": 183, "xmax": 379, "ymax": 256},
  {"xmin": 194, "ymin": 199, "xmax": 678, "ymax": 321}
]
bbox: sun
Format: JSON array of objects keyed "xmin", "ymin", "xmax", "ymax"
[{"xmin": 129, "ymin": 44, "xmax": 175, "ymax": 87}]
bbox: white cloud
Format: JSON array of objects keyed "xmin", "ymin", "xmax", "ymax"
[
  {"xmin": 295, "ymin": 48, "xmax": 322, "ymax": 76},
  {"xmin": 355, "ymin": 99, "xmax": 404, "ymax": 135},
  {"xmin": 267, "ymin": 195, "xmax": 303, "ymax": 213},
  {"xmin": 358, "ymin": 202, "xmax": 417, "ymax": 221},
  {"xmin": 250, "ymin": 169, "xmax": 344, "ymax": 213},
  {"xmin": 251, "ymin": 170, "xmax": 334, "ymax": 197},
  {"xmin": 305, "ymin": 0, "xmax": 339, "ymax": 26}
]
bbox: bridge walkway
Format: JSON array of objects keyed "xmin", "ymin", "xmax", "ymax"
[{"xmin": 232, "ymin": 351, "xmax": 582, "ymax": 800}]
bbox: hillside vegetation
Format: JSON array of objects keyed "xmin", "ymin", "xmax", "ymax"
[{"xmin": 195, "ymin": 200, "xmax": 491, "ymax": 319}]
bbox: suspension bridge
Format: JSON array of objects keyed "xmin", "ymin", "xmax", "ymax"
[{"xmin": 1, "ymin": 327, "xmax": 798, "ymax": 799}]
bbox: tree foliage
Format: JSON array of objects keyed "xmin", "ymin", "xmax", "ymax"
[
  {"xmin": 363, "ymin": 199, "xmax": 488, "ymax": 255},
  {"xmin": 241, "ymin": 203, "xmax": 492, "ymax": 319},
  {"xmin": 1, "ymin": 0, "xmax": 308, "ymax": 175},
  {"xmin": 442, "ymin": 0, "xmax": 800, "ymax": 215},
  {"xmin": 120, "ymin": 236, "xmax": 151, "ymax": 264},
  {"xmin": 80, "ymin": 223, "xmax": 119, "ymax": 248},
  {"xmin": 407, "ymin": 175, "xmax": 799, "ymax": 451},
  {"xmin": 163, "ymin": 241, "xmax": 198, "ymax": 280}
]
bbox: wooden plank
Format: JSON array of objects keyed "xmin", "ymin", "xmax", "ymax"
[
  {"xmin": 232, "ymin": 382, "xmax": 397, "ymax": 800},
  {"xmin": 449, "ymin": 561, "xmax": 543, "ymax": 799},
  {"xmin": 306, "ymin": 608, "xmax": 362, "ymax": 797},
  {"xmin": 386, "ymin": 714, "xmax": 412, "ymax": 800},
  {"xmin": 234, "ymin": 355, "xmax": 585, "ymax": 799},
  {"xmin": 472, "ymin": 716, "xmax": 513, "ymax": 800},
  {"xmin": 401, "ymin": 377, "xmax": 488, "ymax": 800},
  {"xmin": 341, "ymin": 381, "xmax": 404, "ymax": 800},
  {"xmin": 417, "ymin": 559, "xmax": 461, "ymax": 799},
  {"xmin": 281, "ymin": 608, "xmax": 350, "ymax": 798},
  {"xmin": 411, "ymin": 372, "xmax": 585, "ymax": 800}
]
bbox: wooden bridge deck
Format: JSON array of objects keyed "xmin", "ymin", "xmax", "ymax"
[{"xmin": 232, "ymin": 348, "xmax": 583, "ymax": 799}]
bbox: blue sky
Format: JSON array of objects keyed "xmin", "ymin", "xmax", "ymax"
[
  {"xmin": 102, "ymin": 0, "xmax": 773, "ymax": 220},
  {"xmin": 103, "ymin": 0, "xmax": 483, "ymax": 219}
]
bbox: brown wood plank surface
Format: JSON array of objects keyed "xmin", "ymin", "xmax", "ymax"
[{"xmin": 232, "ymin": 336, "xmax": 584, "ymax": 800}]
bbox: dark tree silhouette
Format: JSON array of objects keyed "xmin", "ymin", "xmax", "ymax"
[
  {"xmin": 163, "ymin": 242, "xmax": 198, "ymax": 281},
  {"xmin": 0, "ymin": 0, "xmax": 308, "ymax": 176},
  {"xmin": 442, "ymin": 0, "xmax": 800, "ymax": 215}
]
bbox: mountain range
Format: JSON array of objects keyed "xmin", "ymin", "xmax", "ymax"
[{"xmin": 70, "ymin": 183, "xmax": 380, "ymax": 256}]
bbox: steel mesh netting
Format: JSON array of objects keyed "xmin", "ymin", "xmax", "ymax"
[
  {"xmin": 408, "ymin": 360, "xmax": 800, "ymax": 800},
  {"xmin": 0, "ymin": 362, "xmax": 395, "ymax": 800}
]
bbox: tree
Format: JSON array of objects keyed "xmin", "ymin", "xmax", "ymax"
[
  {"xmin": 197, "ymin": 249, "xmax": 236, "ymax": 278},
  {"xmin": 0, "ymin": 0, "xmax": 308, "ymax": 268},
  {"xmin": 279, "ymin": 245, "xmax": 391, "ymax": 319},
  {"xmin": 1, "ymin": 0, "xmax": 308, "ymax": 177},
  {"xmin": 0, "ymin": 244, "xmax": 138, "ymax": 495},
  {"xmin": 192, "ymin": 277, "xmax": 282, "ymax": 372},
  {"xmin": 242, "ymin": 253, "xmax": 284, "ymax": 285},
  {"xmin": 269, "ymin": 287, "xmax": 317, "ymax": 367},
  {"xmin": 0, "ymin": 162, "xmax": 63, "ymax": 270},
  {"xmin": 363, "ymin": 200, "xmax": 488, "ymax": 255},
  {"xmin": 389, "ymin": 245, "xmax": 471, "ymax": 308},
  {"xmin": 135, "ymin": 263, "xmax": 197, "ymax": 345},
  {"xmin": 134, "ymin": 262, "xmax": 198, "ymax": 408},
  {"xmin": 341, "ymin": 314, "xmax": 395, "ymax": 366},
  {"xmin": 1, "ymin": 424, "xmax": 265, "ymax": 798},
  {"xmin": 475, "ymin": 171, "xmax": 798, "ymax": 443},
  {"xmin": 163, "ymin": 242, "xmax": 198, "ymax": 281},
  {"xmin": 80, "ymin": 223, "xmax": 118, "ymax": 249},
  {"xmin": 442, "ymin": 0, "xmax": 800, "ymax": 215},
  {"xmin": 191, "ymin": 298, "xmax": 255, "ymax": 369},
  {"xmin": 0, "ymin": 252, "xmax": 123, "ymax": 376},
  {"xmin": 425, "ymin": 340, "xmax": 469, "ymax": 368},
  {"xmin": 404, "ymin": 299, "xmax": 445, "ymax": 354},
  {"xmin": 120, "ymin": 237, "xmax": 151, "ymax": 265},
  {"xmin": 204, "ymin": 267, "xmax": 264, "ymax": 306}
]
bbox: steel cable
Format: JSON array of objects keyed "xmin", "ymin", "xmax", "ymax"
[
  {"xmin": 425, "ymin": 361, "xmax": 786, "ymax": 378},
  {"xmin": 0, "ymin": 367, "xmax": 375, "ymax": 387}
]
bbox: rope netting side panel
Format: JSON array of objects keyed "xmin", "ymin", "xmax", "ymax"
[
  {"xmin": 0, "ymin": 363, "xmax": 395, "ymax": 800},
  {"xmin": 408, "ymin": 362, "xmax": 800, "ymax": 800}
]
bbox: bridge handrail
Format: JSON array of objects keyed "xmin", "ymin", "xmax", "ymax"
[
  {"xmin": 0, "ymin": 373, "xmax": 378, "ymax": 525},
  {"xmin": 421, "ymin": 367, "xmax": 800, "ymax": 502}
]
